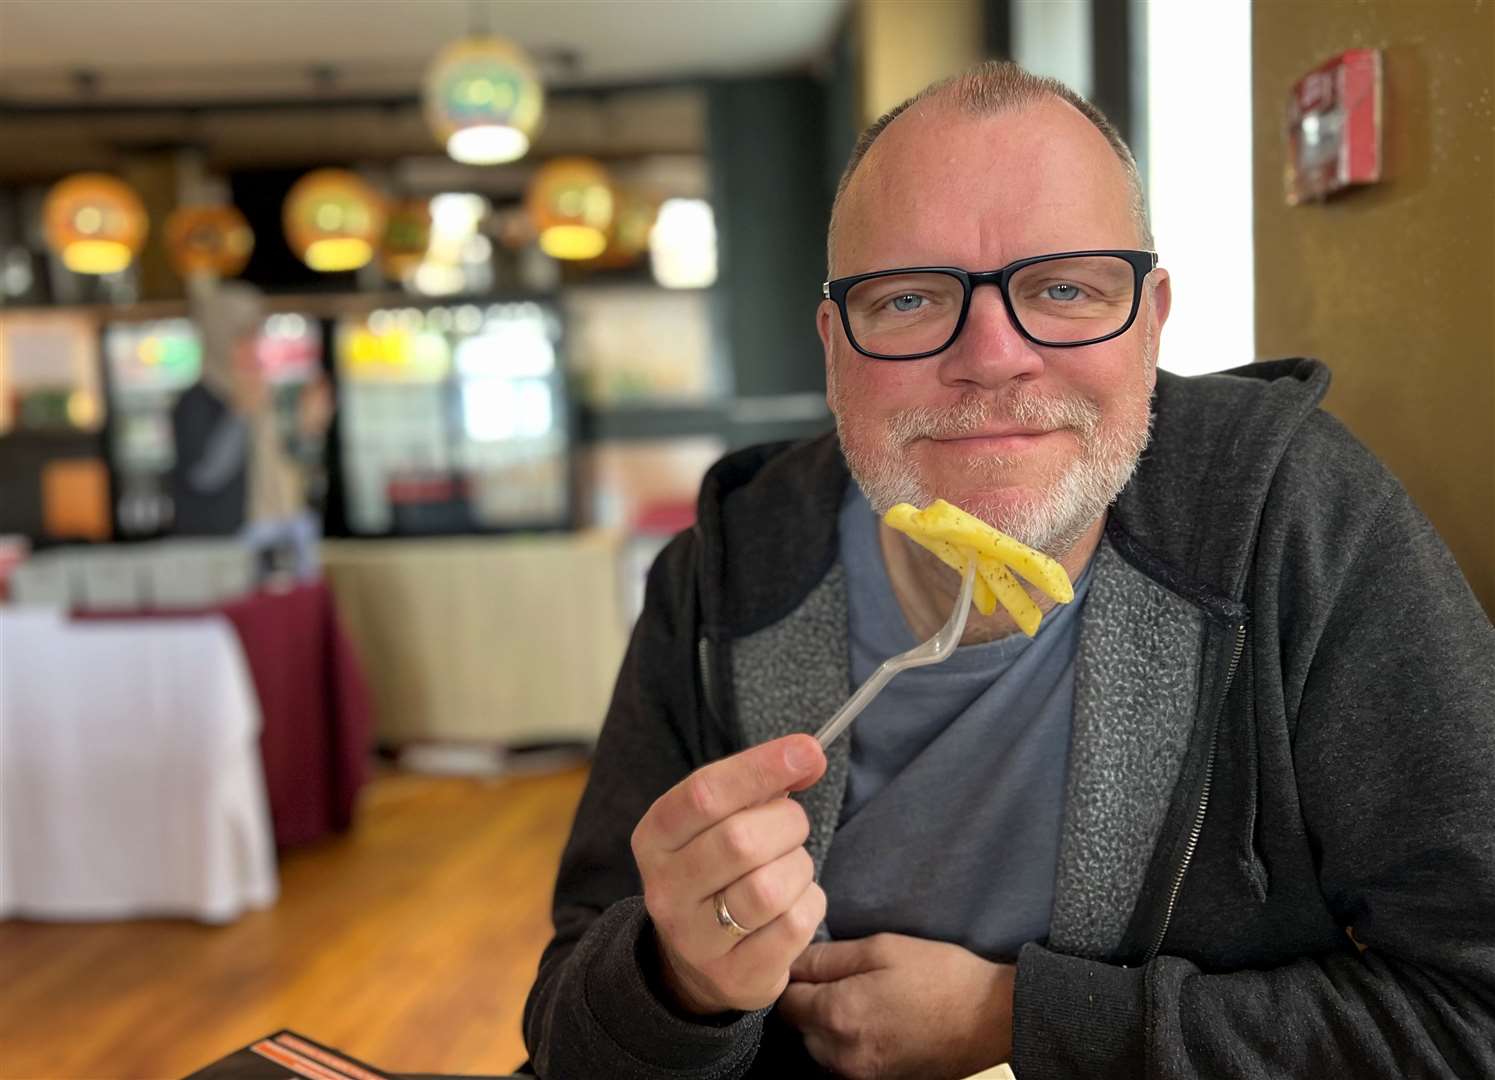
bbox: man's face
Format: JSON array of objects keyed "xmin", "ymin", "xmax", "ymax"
[{"xmin": 820, "ymin": 99, "xmax": 1171, "ymax": 557}]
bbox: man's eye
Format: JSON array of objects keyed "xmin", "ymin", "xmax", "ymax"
[
  {"xmin": 1045, "ymin": 283, "xmax": 1082, "ymax": 301},
  {"xmin": 889, "ymin": 293, "xmax": 924, "ymax": 312}
]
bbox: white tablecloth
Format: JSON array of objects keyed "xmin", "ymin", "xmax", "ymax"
[{"xmin": 0, "ymin": 607, "xmax": 278, "ymax": 923}]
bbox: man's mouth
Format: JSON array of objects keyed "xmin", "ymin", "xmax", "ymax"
[
  {"xmin": 923, "ymin": 428, "xmax": 1061, "ymax": 452},
  {"xmin": 930, "ymin": 426, "xmax": 1052, "ymax": 441}
]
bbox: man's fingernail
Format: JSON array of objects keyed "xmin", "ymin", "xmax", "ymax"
[{"xmin": 785, "ymin": 740, "xmax": 818, "ymax": 772}]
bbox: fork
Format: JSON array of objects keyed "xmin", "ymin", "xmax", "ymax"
[{"xmin": 814, "ymin": 557, "xmax": 978, "ymax": 749}]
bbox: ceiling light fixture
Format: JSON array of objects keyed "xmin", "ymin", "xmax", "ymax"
[
  {"xmin": 526, "ymin": 158, "xmax": 614, "ymax": 261},
  {"xmin": 166, "ymin": 204, "xmax": 254, "ymax": 279},
  {"xmin": 282, "ymin": 169, "xmax": 387, "ymax": 273},
  {"xmin": 423, "ymin": 35, "xmax": 545, "ymax": 166},
  {"xmin": 42, "ymin": 173, "xmax": 149, "ymax": 275}
]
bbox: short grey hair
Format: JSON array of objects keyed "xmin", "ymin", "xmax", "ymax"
[{"xmin": 828, "ymin": 60, "xmax": 1153, "ymax": 271}]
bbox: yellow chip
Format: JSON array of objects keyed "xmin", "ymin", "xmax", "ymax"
[
  {"xmin": 884, "ymin": 505, "xmax": 996, "ymax": 614},
  {"xmin": 976, "ymin": 557, "xmax": 1042, "ymax": 637},
  {"xmin": 883, "ymin": 499, "xmax": 1075, "ymax": 636},
  {"xmin": 914, "ymin": 499, "xmax": 1074, "ymax": 604}
]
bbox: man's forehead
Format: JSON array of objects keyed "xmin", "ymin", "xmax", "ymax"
[
  {"xmin": 856, "ymin": 97, "xmax": 1111, "ymax": 191},
  {"xmin": 835, "ymin": 98, "xmax": 1137, "ymax": 272}
]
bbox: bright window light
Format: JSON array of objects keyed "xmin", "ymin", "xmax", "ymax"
[
  {"xmin": 461, "ymin": 377, "xmax": 553, "ymax": 441},
  {"xmin": 1143, "ymin": 0, "xmax": 1254, "ymax": 375},
  {"xmin": 462, "ymin": 378, "xmax": 518, "ymax": 441},
  {"xmin": 649, "ymin": 198, "xmax": 717, "ymax": 289},
  {"xmin": 413, "ymin": 263, "xmax": 465, "ymax": 296},
  {"xmin": 430, "ymin": 193, "xmax": 489, "ymax": 233},
  {"xmin": 514, "ymin": 379, "xmax": 554, "ymax": 438},
  {"xmin": 455, "ymin": 321, "xmax": 555, "ymax": 379}
]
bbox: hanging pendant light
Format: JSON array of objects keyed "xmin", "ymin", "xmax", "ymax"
[
  {"xmin": 42, "ymin": 173, "xmax": 149, "ymax": 275},
  {"xmin": 424, "ymin": 35, "xmax": 544, "ymax": 165},
  {"xmin": 381, "ymin": 199, "xmax": 433, "ymax": 280},
  {"xmin": 283, "ymin": 169, "xmax": 387, "ymax": 273},
  {"xmin": 166, "ymin": 204, "xmax": 255, "ymax": 278},
  {"xmin": 526, "ymin": 157, "xmax": 614, "ymax": 261}
]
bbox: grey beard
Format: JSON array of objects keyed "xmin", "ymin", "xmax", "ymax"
[{"xmin": 831, "ymin": 366, "xmax": 1154, "ymax": 558}]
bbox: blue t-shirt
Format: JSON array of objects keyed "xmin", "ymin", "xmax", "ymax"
[{"xmin": 819, "ymin": 487, "xmax": 1093, "ymax": 960}]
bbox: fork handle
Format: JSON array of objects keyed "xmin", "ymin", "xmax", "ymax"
[
  {"xmin": 815, "ymin": 560, "xmax": 976, "ymax": 749},
  {"xmin": 814, "ymin": 661, "xmax": 899, "ymax": 749}
]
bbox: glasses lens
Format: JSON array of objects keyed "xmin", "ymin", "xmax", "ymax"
[
  {"xmin": 843, "ymin": 272, "xmax": 964, "ymax": 357},
  {"xmin": 1008, "ymin": 255, "xmax": 1137, "ymax": 344}
]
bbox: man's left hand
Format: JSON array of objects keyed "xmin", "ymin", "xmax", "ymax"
[{"xmin": 777, "ymin": 933, "xmax": 1015, "ymax": 1080}]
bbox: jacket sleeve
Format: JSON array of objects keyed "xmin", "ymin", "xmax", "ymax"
[
  {"xmin": 1012, "ymin": 465, "xmax": 1495, "ymax": 1076},
  {"xmin": 522, "ymin": 530, "xmax": 768, "ymax": 1080}
]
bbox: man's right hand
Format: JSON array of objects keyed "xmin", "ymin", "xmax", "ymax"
[{"xmin": 631, "ymin": 733, "xmax": 828, "ymax": 1016}]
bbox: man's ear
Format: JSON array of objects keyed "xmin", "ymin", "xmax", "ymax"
[
  {"xmin": 817, "ymin": 301, "xmax": 838, "ymax": 412},
  {"xmin": 1148, "ymin": 268, "xmax": 1173, "ymax": 331}
]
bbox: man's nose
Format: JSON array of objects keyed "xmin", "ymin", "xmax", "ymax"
[{"xmin": 936, "ymin": 285, "xmax": 1045, "ymax": 387}]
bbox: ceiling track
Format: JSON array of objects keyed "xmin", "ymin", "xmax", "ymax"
[{"xmin": 0, "ymin": 72, "xmax": 733, "ymax": 120}]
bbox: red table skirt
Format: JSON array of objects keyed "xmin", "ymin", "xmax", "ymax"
[{"xmin": 77, "ymin": 581, "xmax": 373, "ymax": 848}]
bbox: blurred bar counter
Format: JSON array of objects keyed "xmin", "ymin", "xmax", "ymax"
[{"xmin": 321, "ymin": 529, "xmax": 630, "ymax": 751}]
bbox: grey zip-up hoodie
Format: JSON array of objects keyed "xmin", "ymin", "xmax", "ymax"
[{"xmin": 523, "ymin": 360, "xmax": 1495, "ymax": 1078}]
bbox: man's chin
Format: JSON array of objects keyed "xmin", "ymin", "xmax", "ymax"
[
  {"xmin": 948, "ymin": 492, "xmax": 1054, "ymax": 539},
  {"xmin": 912, "ymin": 469, "xmax": 1051, "ymax": 518}
]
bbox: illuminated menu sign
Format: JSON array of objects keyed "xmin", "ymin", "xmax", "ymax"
[{"xmin": 104, "ymin": 319, "xmax": 203, "ymax": 393}]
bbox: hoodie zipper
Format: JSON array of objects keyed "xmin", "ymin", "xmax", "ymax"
[
  {"xmin": 690, "ymin": 516, "xmax": 723, "ymax": 730},
  {"xmin": 697, "ymin": 636, "xmax": 719, "ymax": 725},
  {"xmin": 1143, "ymin": 622, "xmax": 1247, "ymax": 963}
]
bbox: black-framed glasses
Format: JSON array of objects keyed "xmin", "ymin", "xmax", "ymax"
[{"xmin": 822, "ymin": 249, "xmax": 1158, "ymax": 360}]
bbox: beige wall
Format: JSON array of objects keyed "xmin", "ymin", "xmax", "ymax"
[
  {"xmin": 1253, "ymin": 1, "xmax": 1495, "ymax": 614},
  {"xmin": 857, "ymin": 0, "xmax": 985, "ymax": 126}
]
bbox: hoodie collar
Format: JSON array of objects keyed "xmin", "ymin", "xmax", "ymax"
[{"xmin": 1108, "ymin": 358, "xmax": 1331, "ymax": 618}]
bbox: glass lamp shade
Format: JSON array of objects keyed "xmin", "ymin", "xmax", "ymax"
[
  {"xmin": 381, "ymin": 199, "xmax": 433, "ymax": 279},
  {"xmin": 42, "ymin": 173, "xmax": 149, "ymax": 275},
  {"xmin": 424, "ymin": 36, "xmax": 544, "ymax": 165},
  {"xmin": 526, "ymin": 157, "xmax": 615, "ymax": 261},
  {"xmin": 283, "ymin": 169, "xmax": 387, "ymax": 273},
  {"xmin": 165, "ymin": 205, "xmax": 254, "ymax": 278},
  {"xmin": 585, "ymin": 188, "xmax": 659, "ymax": 269}
]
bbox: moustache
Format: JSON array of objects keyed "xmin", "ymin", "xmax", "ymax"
[{"xmin": 886, "ymin": 390, "xmax": 1102, "ymax": 444}]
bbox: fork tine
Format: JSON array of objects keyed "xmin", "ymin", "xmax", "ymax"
[{"xmin": 935, "ymin": 558, "xmax": 977, "ymax": 655}]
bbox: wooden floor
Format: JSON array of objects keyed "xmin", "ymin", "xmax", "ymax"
[{"xmin": 0, "ymin": 762, "xmax": 590, "ymax": 1080}]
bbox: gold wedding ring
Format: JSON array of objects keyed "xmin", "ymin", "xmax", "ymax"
[{"xmin": 713, "ymin": 890, "xmax": 752, "ymax": 939}]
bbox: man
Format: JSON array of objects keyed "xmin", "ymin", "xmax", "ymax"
[
  {"xmin": 172, "ymin": 282, "xmax": 323, "ymax": 580},
  {"xmin": 523, "ymin": 61, "xmax": 1495, "ymax": 1079},
  {"xmin": 171, "ymin": 282, "xmax": 261, "ymax": 537}
]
